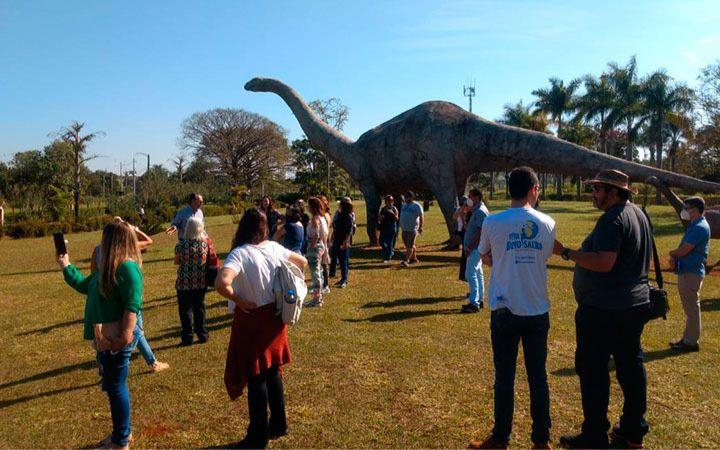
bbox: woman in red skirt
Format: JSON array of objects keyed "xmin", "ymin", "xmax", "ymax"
[{"xmin": 216, "ymin": 208, "xmax": 307, "ymax": 449}]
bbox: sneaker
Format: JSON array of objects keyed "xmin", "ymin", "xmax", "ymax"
[
  {"xmin": 460, "ymin": 303, "xmax": 480, "ymax": 314},
  {"xmin": 410, "ymin": 258, "xmax": 419, "ymax": 264},
  {"xmin": 559, "ymin": 433, "xmax": 607, "ymax": 449},
  {"xmin": 610, "ymin": 425, "xmax": 643, "ymax": 449},
  {"xmin": 339, "ymin": 281, "xmax": 348, "ymax": 288},
  {"xmin": 269, "ymin": 426, "xmax": 288, "ymax": 440},
  {"xmin": 468, "ymin": 434, "xmax": 509, "ymax": 449},
  {"xmin": 98, "ymin": 433, "xmax": 134, "ymax": 448},
  {"xmin": 401, "ymin": 261, "xmax": 409, "ymax": 267},
  {"xmin": 304, "ymin": 298, "xmax": 323, "ymax": 307},
  {"xmin": 383, "ymin": 260, "xmax": 390, "ymax": 264},
  {"xmin": 670, "ymin": 341, "xmax": 699, "ymax": 352},
  {"xmin": 322, "ymin": 286, "xmax": 331, "ymax": 294},
  {"xmin": 150, "ymin": 361, "xmax": 170, "ymax": 373}
]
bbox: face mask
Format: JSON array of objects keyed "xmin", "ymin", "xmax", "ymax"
[
  {"xmin": 680, "ymin": 209, "xmax": 691, "ymax": 220},
  {"xmin": 465, "ymin": 198, "xmax": 474, "ymax": 207}
]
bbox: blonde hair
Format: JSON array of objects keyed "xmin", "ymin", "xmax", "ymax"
[
  {"xmin": 184, "ymin": 217, "xmax": 207, "ymax": 241},
  {"xmin": 99, "ymin": 220, "xmax": 142, "ymax": 299}
]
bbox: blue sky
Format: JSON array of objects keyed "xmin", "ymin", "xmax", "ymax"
[{"xmin": 1, "ymin": 0, "xmax": 719, "ymax": 173}]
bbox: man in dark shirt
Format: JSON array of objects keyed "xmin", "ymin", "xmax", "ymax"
[{"xmin": 554, "ymin": 169, "xmax": 652, "ymax": 449}]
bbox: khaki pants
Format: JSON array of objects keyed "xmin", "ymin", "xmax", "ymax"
[{"xmin": 677, "ymin": 273, "xmax": 704, "ymax": 345}]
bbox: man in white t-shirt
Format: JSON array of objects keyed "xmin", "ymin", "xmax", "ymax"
[{"xmin": 468, "ymin": 166, "xmax": 556, "ymax": 450}]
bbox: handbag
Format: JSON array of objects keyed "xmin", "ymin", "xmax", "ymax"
[{"xmin": 642, "ymin": 207, "xmax": 669, "ymax": 321}]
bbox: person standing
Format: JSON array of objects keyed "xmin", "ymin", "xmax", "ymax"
[
  {"xmin": 468, "ymin": 167, "xmax": 555, "ymax": 450},
  {"xmin": 399, "ymin": 191, "xmax": 424, "ymax": 267},
  {"xmin": 165, "ymin": 193, "xmax": 204, "ymax": 239},
  {"xmin": 454, "ymin": 195, "xmax": 471, "ymax": 281},
  {"xmin": 58, "ymin": 220, "xmax": 144, "ymax": 449},
  {"xmin": 216, "ymin": 208, "xmax": 308, "ymax": 449},
  {"xmin": 91, "ymin": 218, "xmax": 169, "ymax": 374},
  {"xmin": 260, "ymin": 196, "xmax": 282, "ymax": 240},
  {"xmin": 319, "ymin": 195, "xmax": 333, "ymax": 293},
  {"xmin": 273, "ymin": 206, "xmax": 305, "ymax": 255},
  {"xmin": 668, "ymin": 196, "xmax": 711, "ymax": 352},
  {"xmin": 461, "ymin": 188, "xmax": 490, "ymax": 313},
  {"xmin": 174, "ymin": 217, "xmax": 209, "ymax": 345},
  {"xmin": 304, "ymin": 197, "xmax": 328, "ymax": 307},
  {"xmin": 330, "ymin": 197, "xmax": 354, "ymax": 288},
  {"xmin": 555, "ymin": 169, "xmax": 652, "ymax": 449},
  {"xmin": 378, "ymin": 195, "xmax": 399, "ymax": 263}
]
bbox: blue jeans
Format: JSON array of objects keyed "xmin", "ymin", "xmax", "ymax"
[
  {"xmin": 379, "ymin": 227, "xmax": 397, "ymax": 261},
  {"xmin": 99, "ymin": 346, "xmax": 133, "ymax": 446},
  {"xmin": 575, "ymin": 303, "xmax": 651, "ymax": 446},
  {"xmin": 131, "ymin": 313, "xmax": 156, "ymax": 366},
  {"xmin": 330, "ymin": 242, "xmax": 351, "ymax": 283},
  {"xmin": 465, "ymin": 249, "xmax": 484, "ymax": 307},
  {"xmin": 491, "ymin": 309, "xmax": 551, "ymax": 444}
]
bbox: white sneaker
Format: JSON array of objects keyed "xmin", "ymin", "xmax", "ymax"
[
  {"xmin": 383, "ymin": 260, "xmax": 390, "ymax": 264},
  {"xmin": 322, "ymin": 286, "xmax": 331, "ymax": 294}
]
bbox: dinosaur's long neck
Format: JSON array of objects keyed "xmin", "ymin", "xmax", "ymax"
[
  {"xmin": 253, "ymin": 79, "xmax": 358, "ymax": 175},
  {"xmin": 467, "ymin": 120, "xmax": 720, "ymax": 193},
  {"xmin": 653, "ymin": 182, "xmax": 685, "ymax": 216}
]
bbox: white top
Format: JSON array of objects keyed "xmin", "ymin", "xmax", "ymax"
[
  {"xmin": 223, "ymin": 240, "xmax": 292, "ymax": 313},
  {"xmin": 478, "ymin": 206, "xmax": 556, "ymax": 316},
  {"xmin": 307, "ymin": 215, "xmax": 328, "ymax": 241}
]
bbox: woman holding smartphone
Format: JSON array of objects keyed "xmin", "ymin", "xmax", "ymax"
[{"xmin": 58, "ymin": 220, "xmax": 144, "ymax": 449}]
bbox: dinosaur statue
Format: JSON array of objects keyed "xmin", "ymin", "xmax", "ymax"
[
  {"xmin": 645, "ymin": 176, "xmax": 720, "ymax": 239},
  {"xmin": 245, "ymin": 77, "xmax": 720, "ymax": 246}
]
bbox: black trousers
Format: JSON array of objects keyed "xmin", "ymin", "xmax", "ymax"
[
  {"xmin": 491, "ymin": 308, "xmax": 551, "ymax": 445},
  {"xmin": 176, "ymin": 288, "xmax": 208, "ymax": 343},
  {"xmin": 458, "ymin": 231, "xmax": 467, "ymax": 281},
  {"xmin": 246, "ymin": 366, "xmax": 287, "ymax": 447},
  {"xmin": 575, "ymin": 302, "xmax": 651, "ymax": 446}
]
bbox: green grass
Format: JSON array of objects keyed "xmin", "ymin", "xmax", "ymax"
[{"xmin": 1, "ymin": 200, "xmax": 719, "ymax": 448}]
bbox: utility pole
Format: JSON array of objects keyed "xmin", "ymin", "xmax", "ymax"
[{"xmin": 132, "ymin": 157, "xmax": 136, "ymax": 198}]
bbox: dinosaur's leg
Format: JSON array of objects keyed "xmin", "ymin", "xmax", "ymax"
[
  {"xmin": 361, "ymin": 184, "xmax": 381, "ymax": 247},
  {"xmin": 425, "ymin": 174, "xmax": 461, "ymax": 249}
]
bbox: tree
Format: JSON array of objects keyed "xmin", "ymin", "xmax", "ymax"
[
  {"xmin": 171, "ymin": 151, "xmax": 189, "ymax": 183},
  {"xmin": 179, "ymin": 108, "xmax": 290, "ymax": 193},
  {"xmin": 54, "ymin": 121, "xmax": 103, "ymax": 220},
  {"xmin": 498, "ymin": 100, "xmax": 549, "ymax": 132},
  {"xmin": 606, "ymin": 56, "xmax": 644, "ymax": 161},
  {"xmin": 698, "ymin": 59, "xmax": 720, "ymax": 122},
  {"xmin": 641, "ymin": 70, "xmax": 695, "ymax": 170},
  {"xmin": 576, "ymin": 74, "xmax": 615, "ymax": 153},
  {"xmin": 533, "ymin": 77, "xmax": 581, "ymax": 196},
  {"xmin": 8, "ymin": 150, "xmax": 48, "ymax": 213}
]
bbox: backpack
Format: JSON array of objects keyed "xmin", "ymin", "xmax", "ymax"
[{"xmin": 272, "ymin": 256, "xmax": 308, "ymax": 325}]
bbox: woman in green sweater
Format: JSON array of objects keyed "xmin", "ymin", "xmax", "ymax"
[{"xmin": 58, "ymin": 220, "xmax": 143, "ymax": 449}]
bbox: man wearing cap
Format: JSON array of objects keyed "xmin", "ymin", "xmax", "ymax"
[
  {"xmin": 554, "ymin": 169, "xmax": 652, "ymax": 449},
  {"xmin": 668, "ymin": 196, "xmax": 711, "ymax": 352},
  {"xmin": 399, "ymin": 191, "xmax": 424, "ymax": 267}
]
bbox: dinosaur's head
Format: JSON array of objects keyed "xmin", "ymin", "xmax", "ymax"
[{"xmin": 244, "ymin": 77, "xmax": 269, "ymax": 92}]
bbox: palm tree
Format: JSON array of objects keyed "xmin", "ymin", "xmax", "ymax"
[
  {"xmin": 641, "ymin": 71, "xmax": 695, "ymax": 170},
  {"xmin": 498, "ymin": 100, "xmax": 549, "ymax": 132},
  {"xmin": 606, "ymin": 56, "xmax": 644, "ymax": 161},
  {"xmin": 532, "ymin": 77, "xmax": 581, "ymax": 197},
  {"xmin": 55, "ymin": 121, "xmax": 104, "ymax": 221},
  {"xmin": 576, "ymin": 74, "xmax": 615, "ymax": 153},
  {"xmin": 665, "ymin": 111, "xmax": 694, "ymax": 172}
]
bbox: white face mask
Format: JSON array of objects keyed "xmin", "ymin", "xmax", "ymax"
[
  {"xmin": 466, "ymin": 198, "xmax": 474, "ymax": 207},
  {"xmin": 680, "ymin": 209, "xmax": 691, "ymax": 220}
]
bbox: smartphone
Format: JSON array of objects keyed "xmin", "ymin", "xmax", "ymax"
[{"xmin": 53, "ymin": 232, "xmax": 67, "ymax": 255}]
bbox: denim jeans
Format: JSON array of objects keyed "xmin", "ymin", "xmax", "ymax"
[
  {"xmin": 575, "ymin": 302, "xmax": 651, "ymax": 446},
  {"xmin": 379, "ymin": 227, "xmax": 397, "ymax": 261},
  {"xmin": 465, "ymin": 249, "xmax": 484, "ymax": 307},
  {"xmin": 330, "ymin": 242, "xmax": 350, "ymax": 283},
  {"xmin": 99, "ymin": 346, "xmax": 133, "ymax": 446},
  {"xmin": 131, "ymin": 312, "xmax": 156, "ymax": 365},
  {"xmin": 491, "ymin": 309, "xmax": 551, "ymax": 444}
]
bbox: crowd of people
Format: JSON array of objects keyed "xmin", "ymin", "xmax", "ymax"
[{"xmin": 55, "ymin": 167, "xmax": 712, "ymax": 449}]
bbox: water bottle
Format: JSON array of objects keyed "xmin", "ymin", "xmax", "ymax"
[{"xmin": 285, "ymin": 289, "xmax": 296, "ymax": 304}]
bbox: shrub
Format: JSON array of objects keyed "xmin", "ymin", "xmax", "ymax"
[{"xmin": 201, "ymin": 204, "xmax": 228, "ymax": 217}]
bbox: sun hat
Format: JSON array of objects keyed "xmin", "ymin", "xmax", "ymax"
[{"xmin": 585, "ymin": 169, "xmax": 638, "ymax": 194}]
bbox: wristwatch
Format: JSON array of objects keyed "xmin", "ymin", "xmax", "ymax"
[{"xmin": 561, "ymin": 248, "xmax": 571, "ymax": 261}]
